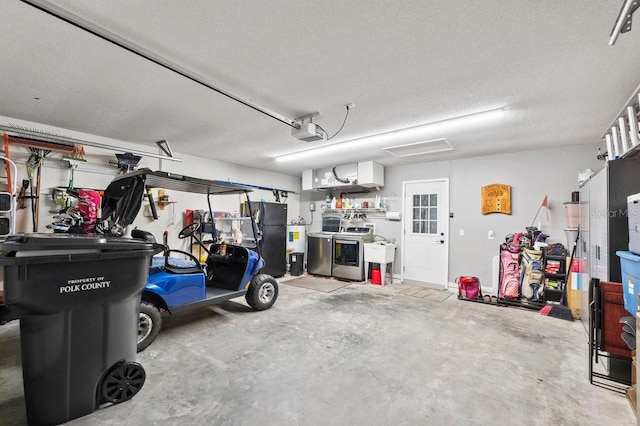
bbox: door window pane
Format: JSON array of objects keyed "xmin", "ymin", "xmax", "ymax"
[{"xmin": 411, "ymin": 192, "xmax": 439, "ymax": 235}]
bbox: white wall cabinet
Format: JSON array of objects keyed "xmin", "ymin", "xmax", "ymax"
[{"xmin": 301, "ymin": 161, "xmax": 384, "ymax": 192}]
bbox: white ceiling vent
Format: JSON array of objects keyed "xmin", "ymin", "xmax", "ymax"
[{"xmin": 383, "ymin": 138, "xmax": 454, "ymax": 157}]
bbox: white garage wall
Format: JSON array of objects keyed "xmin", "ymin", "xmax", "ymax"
[
  {"xmin": 384, "ymin": 143, "xmax": 606, "ymax": 287},
  {"xmin": 0, "ymin": 116, "xmax": 300, "ymax": 253},
  {"xmin": 300, "ymin": 142, "xmax": 605, "ymax": 288},
  {"xmin": 1, "ymin": 113, "xmax": 608, "ymax": 289}
]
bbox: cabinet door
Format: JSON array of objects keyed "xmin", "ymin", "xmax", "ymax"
[
  {"xmin": 578, "ymin": 183, "xmax": 590, "ymax": 265},
  {"xmin": 578, "ymin": 181, "xmax": 591, "ymax": 332},
  {"xmin": 589, "ymin": 170, "xmax": 608, "ymax": 281}
]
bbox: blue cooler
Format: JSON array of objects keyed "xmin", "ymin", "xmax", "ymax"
[{"xmin": 616, "ymin": 250, "xmax": 640, "ymax": 315}]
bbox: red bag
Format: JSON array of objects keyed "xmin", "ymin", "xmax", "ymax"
[{"xmin": 457, "ymin": 276, "xmax": 481, "ymax": 301}]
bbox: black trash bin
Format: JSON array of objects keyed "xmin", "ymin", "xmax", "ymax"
[
  {"xmin": 0, "ymin": 234, "xmax": 155, "ymax": 425},
  {"xmin": 289, "ymin": 252, "xmax": 304, "ymax": 276}
]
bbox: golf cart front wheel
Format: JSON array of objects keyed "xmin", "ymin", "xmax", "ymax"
[
  {"xmin": 99, "ymin": 361, "xmax": 146, "ymax": 404},
  {"xmin": 137, "ymin": 301, "xmax": 162, "ymax": 352},
  {"xmin": 245, "ymin": 274, "xmax": 278, "ymax": 311}
]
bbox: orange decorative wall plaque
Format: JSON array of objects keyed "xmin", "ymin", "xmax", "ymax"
[{"xmin": 481, "ymin": 184, "xmax": 511, "ymax": 215}]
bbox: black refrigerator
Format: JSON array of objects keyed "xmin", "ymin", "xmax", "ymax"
[{"xmin": 243, "ymin": 201, "xmax": 287, "ymax": 277}]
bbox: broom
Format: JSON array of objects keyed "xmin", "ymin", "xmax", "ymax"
[{"xmin": 540, "ymin": 230, "xmax": 579, "ymax": 321}]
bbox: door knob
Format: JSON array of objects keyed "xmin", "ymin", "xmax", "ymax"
[{"xmin": 438, "ymin": 240, "xmax": 445, "ymax": 244}]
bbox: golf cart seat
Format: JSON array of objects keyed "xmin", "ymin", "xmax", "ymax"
[{"xmin": 131, "ymin": 229, "xmax": 202, "ymax": 274}]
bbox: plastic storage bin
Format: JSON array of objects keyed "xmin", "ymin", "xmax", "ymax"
[
  {"xmin": 616, "ymin": 250, "xmax": 640, "ymax": 315},
  {"xmin": 0, "ymin": 234, "xmax": 155, "ymax": 425},
  {"xmin": 289, "ymin": 252, "xmax": 304, "ymax": 276}
]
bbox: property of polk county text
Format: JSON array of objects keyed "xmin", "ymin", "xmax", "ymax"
[{"xmin": 60, "ymin": 276, "xmax": 111, "ymax": 293}]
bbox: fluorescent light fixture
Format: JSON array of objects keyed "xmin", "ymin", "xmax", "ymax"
[
  {"xmin": 383, "ymin": 138, "xmax": 454, "ymax": 157},
  {"xmin": 274, "ymin": 107, "xmax": 504, "ymax": 163}
]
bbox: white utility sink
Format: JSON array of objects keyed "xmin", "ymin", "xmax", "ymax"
[
  {"xmin": 364, "ymin": 243, "xmax": 396, "ymax": 286},
  {"xmin": 364, "ymin": 243, "xmax": 396, "ymax": 264}
]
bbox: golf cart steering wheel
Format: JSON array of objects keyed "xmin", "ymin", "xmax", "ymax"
[{"xmin": 178, "ymin": 222, "xmax": 201, "ymax": 239}]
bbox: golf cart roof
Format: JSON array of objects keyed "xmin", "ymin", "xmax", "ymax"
[{"xmin": 109, "ymin": 169, "xmax": 254, "ymax": 195}]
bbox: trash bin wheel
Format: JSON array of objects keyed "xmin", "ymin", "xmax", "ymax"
[{"xmin": 100, "ymin": 361, "xmax": 146, "ymax": 404}]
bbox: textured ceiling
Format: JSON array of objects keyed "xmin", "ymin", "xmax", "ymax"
[{"xmin": 0, "ymin": 0, "xmax": 639, "ymax": 176}]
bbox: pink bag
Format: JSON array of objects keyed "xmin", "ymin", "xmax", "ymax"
[
  {"xmin": 499, "ymin": 245, "xmax": 520, "ymax": 299},
  {"xmin": 457, "ymin": 276, "xmax": 481, "ymax": 301}
]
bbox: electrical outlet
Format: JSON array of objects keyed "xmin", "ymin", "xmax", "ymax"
[
  {"xmin": 309, "ymin": 202, "xmax": 316, "ymax": 211},
  {"xmin": 459, "ymin": 229, "xmax": 464, "ymax": 236},
  {"xmin": 488, "ymin": 230, "xmax": 495, "ymax": 239}
]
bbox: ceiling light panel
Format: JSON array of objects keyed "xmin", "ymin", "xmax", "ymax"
[
  {"xmin": 383, "ymin": 138, "xmax": 454, "ymax": 157},
  {"xmin": 275, "ymin": 108, "xmax": 504, "ymax": 163}
]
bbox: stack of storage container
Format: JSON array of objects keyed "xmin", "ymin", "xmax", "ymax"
[{"xmin": 616, "ymin": 193, "xmax": 640, "ymax": 315}]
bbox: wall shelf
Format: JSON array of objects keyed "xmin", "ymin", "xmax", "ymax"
[
  {"xmin": 156, "ymin": 200, "xmax": 177, "ymax": 210},
  {"xmin": 322, "ymin": 208, "xmax": 387, "ymax": 214}
]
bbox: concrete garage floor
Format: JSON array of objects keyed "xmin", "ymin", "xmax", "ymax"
[{"xmin": 0, "ymin": 279, "xmax": 635, "ymax": 425}]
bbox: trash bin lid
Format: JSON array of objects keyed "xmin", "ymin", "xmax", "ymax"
[{"xmin": 0, "ymin": 233, "xmax": 155, "ymax": 253}]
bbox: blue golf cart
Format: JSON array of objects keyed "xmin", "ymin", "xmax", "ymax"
[{"xmin": 101, "ymin": 169, "xmax": 279, "ymax": 352}]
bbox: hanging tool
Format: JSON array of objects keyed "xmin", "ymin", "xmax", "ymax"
[
  {"xmin": 67, "ymin": 160, "xmax": 78, "ymax": 190},
  {"xmin": 26, "ymin": 152, "xmax": 41, "ymax": 231},
  {"xmin": 26, "ymin": 149, "xmax": 51, "ymax": 232},
  {"xmin": 17, "ymin": 179, "xmax": 29, "ymax": 209},
  {"xmin": 36, "ymin": 150, "xmax": 51, "ymax": 229},
  {"xmin": 51, "ymin": 187, "xmax": 71, "ymax": 210},
  {"xmin": 146, "ymin": 188, "xmax": 158, "ymax": 220}
]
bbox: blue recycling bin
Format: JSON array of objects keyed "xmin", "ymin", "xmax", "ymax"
[{"xmin": 616, "ymin": 250, "xmax": 640, "ymax": 315}]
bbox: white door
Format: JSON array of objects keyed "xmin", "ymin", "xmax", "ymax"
[{"xmin": 402, "ymin": 179, "xmax": 449, "ymax": 288}]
